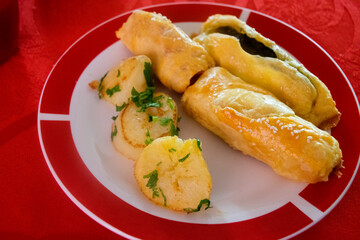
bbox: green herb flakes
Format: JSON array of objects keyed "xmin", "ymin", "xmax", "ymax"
[
  {"xmin": 168, "ymin": 148, "xmax": 176, "ymax": 153},
  {"xmin": 196, "ymin": 139, "xmax": 202, "ymax": 151},
  {"xmin": 116, "ymin": 102, "xmax": 127, "ymax": 112},
  {"xmin": 112, "ymin": 115, "xmax": 118, "ymax": 121},
  {"xmin": 170, "ymin": 121, "xmax": 180, "ymax": 136},
  {"xmin": 131, "ymin": 87, "xmax": 163, "ymax": 112},
  {"xmin": 98, "ymin": 85, "xmax": 103, "ymax": 99},
  {"xmin": 143, "ymin": 170, "xmax": 159, "ymax": 198},
  {"xmin": 111, "ymin": 125, "xmax": 117, "ymax": 141},
  {"xmin": 184, "ymin": 199, "xmax": 211, "ymax": 213},
  {"xmin": 160, "ymin": 117, "xmax": 172, "ymax": 126},
  {"xmin": 144, "ymin": 62, "xmax": 154, "ymax": 87},
  {"xmin": 116, "ymin": 69, "xmax": 120, "ymax": 78},
  {"xmin": 167, "ymin": 97, "xmax": 174, "ymax": 110},
  {"xmin": 179, "ymin": 153, "xmax": 190, "ymax": 162},
  {"xmin": 145, "ymin": 129, "xmax": 154, "ymax": 146},
  {"xmin": 98, "ymin": 72, "xmax": 108, "ymax": 99},
  {"xmin": 159, "ymin": 188, "xmax": 167, "ymax": 207},
  {"xmin": 100, "ymin": 72, "xmax": 108, "ymax": 82},
  {"xmin": 106, "ymin": 84, "xmax": 121, "ymax": 97},
  {"xmin": 149, "ymin": 115, "xmax": 159, "ymax": 122},
  {"xmin": 145, "ymin": 138, "xmax": 154, "ymax": 146}
]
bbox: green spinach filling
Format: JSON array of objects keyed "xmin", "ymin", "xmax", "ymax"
[{"xmin": 216, "ymin": 26, "xmax": 277, "ymax": 58}]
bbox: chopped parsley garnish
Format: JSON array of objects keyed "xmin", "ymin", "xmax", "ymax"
[
  {"xmin": 159, "ymin": 188, "xmax": 167, "ymax": 207},
  {"xmin": 196, "ymin": 139, "xmax": 202, "ymax": 151},
  {"xmin": 106, "ymin": 84, "xmax": 121, "ymax": 97},
  {"xmin": 116, "ymin": 69, "xmax": 120, "ymax": 78},
  {"xmin": 144, "ymin": 62, "xmax": 154, "ymax": 87},
  {"xmin": 144, "ymin": 101, "xmax": 163, "ymax": 109},
  {"xmin": 143, "ymin": 168, "xmax": 166, "ymax": 206},
  {"xmin": 157, "ymin": 161, "xmax": 162, "ymax": 166},
  {"xmin": 111, "ymin": 125, "xmax": 117, "ymax": 141},
  {"xmin": 116, "ymin": 102, "xmax": 127, "ymax": 112},
  {"xmin": 132, "ymin": 87, "xmax": 154, "ymax": 106},
  {"xmin": 160, "ymin": 117, "xmax": 172, "ymax": 126},
  {"xmin": 170, "ymin": 121, "xmax": 180, "ymax": 136},
  {"xmin": 112, "ymin": 115, "xmax": 118, "ymax": 121},
  {"xmin": 177, "ymin": 117, "xmax": 182, "ymax": 123},
  {"xmin": 179, "ymin": 153, "xmax": 190, "ymax": 162},
  {"xmin": 168, "ymin": 148, "xmax": 176, "ymax": 153},
  {"xmin": 148, "ymin": 115, "xmax": 159, "ymax": 122},
  {"xmin": 184, "ymin": 199, "xmax": 212, "ymax": 212},
  {"xmin": 167, "ymin": 97, "xmax": 174, "ymax": 110},
  {"xmin": 143, "ymin": 170, "xmax": 159, "ymax": 198},
  {"xmin": 98, "ymin": 85, "xmax": 103, "ymax": 99},
  {"xmin": 131, "ymin": 87, "xmax": 163, "ymax": 112},
  {"xmin": 158, "ymin": 117, "xmax": 179, "ymax": 136},
  {"xmin": 98, "ymin": 72, "xmax": 108, "ymax": 99},
  {"xmin": 145, "ymin": 138, "xmax": 154, "ymax": 146},
  {"xmin": 145, "ymin": 129, "xmax": 154, "ymax": 146}
]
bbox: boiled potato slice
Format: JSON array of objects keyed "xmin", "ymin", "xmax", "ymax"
[
  {"xmin": 134, "ymin": 136, "xmax": 212, "ymax": 212},
  {"xmin": 90, "ymin": 55, "xmax": 151, "ymax": 106},
  {"xmin": 111, "ymin": 92, "xmax": 178, "ymax": 161}
]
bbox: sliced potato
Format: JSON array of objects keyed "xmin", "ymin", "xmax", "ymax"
[
  {"xmin": 134, "ymin": 136, "xmax": 212, "ymax": 212},
  {"xmin": 96, "ymin": 55, "xmax": 151, "ymax": 106},
  {"xmin": 111, "ymin": 92, "xmax": 178, "ymax": 160}
]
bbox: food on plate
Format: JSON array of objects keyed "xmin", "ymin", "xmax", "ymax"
[
  {"xmin": 89, "ymin": 54, "xmax": 180, "ymax": 161},
  {"xmin": 116, "ymin": 10, "xmax": 215, "ymax": 93},
  {"xmin": 111, "ymin": 91, "xmax": 178, "ymax": 161},
  {"xmin": 134, "ymin": 136, "xmax": 212, "ymax": 212},
  {"xmin": 182, "ymin": 67, "xmax": 343, "ymax": 183},
  {"xmin": 89, "ymin": 11, "xmax": 343, "ymax": 214},
  {"xmin": 193, "ymin": 14, "xmax": 340, "ymax": 130},
  {"xmin": 89, "ymin": 55, "xmax": 151, "ymax": 106}
]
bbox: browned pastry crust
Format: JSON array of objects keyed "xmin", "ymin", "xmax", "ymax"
[
  {"xmin": 182, "ymin": 67, "xmax": 343, "ymax": 183},
  {"xmin": 116, "ymin": 10, "xmax": 215, "ymax": 93},
  {"xmin": 194, "ymin": 14, "xmax": 340, "ymax": 130}
]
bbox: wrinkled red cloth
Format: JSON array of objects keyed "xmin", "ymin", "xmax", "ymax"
[{"xmin": 0, "ymin": 0, "xmax": 359, "ymax": 239}]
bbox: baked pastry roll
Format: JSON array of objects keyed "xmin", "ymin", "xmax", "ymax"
[
  {"xmin": 194, "ymin": 14, "xmax": 340, "ymax": 130},
  {"xmin": 181, "ymin": 67, "xmax": 342, "ymax": 183},
  {"xmin": 116, "ymin": 10, "xmax": 215, "ymax": 93}
]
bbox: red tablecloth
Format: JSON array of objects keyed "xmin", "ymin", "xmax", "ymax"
[{"xmin": 1, "ymin": 0, "xmax": 359, "ymax": 239}]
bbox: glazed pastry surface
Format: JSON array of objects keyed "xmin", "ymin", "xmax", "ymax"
[
  {"xmin": 116, "ymin": 10, "xmax": 215, "ymax": 93},
  {"xmin": 181, "ymin": 67, "xmax": 342, "ymax": 183},
  {"xmin": 194, "ymin": 14, "xmax": 340, "ymax": 130}
]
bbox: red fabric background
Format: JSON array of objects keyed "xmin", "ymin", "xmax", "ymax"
[{"xmin": 0, "ymin": 0, "xmax": 359, "ymax": 239}]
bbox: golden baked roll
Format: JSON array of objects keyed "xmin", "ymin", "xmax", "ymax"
[
  {"xmin": 116, "ymin": 10, "xmax": 215, "ymax": 93},
  {"xmin": 181, "ymin": 67, "xmax": 342, "ymax": 183},
  {"xmin": 194, "ymin": 14, "xmax": 340, "ymax": 130}
]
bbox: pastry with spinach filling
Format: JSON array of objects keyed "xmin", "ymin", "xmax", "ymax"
[{"xmin": 194, "ymin": 14, "xmax": 340, "ymax": 130}]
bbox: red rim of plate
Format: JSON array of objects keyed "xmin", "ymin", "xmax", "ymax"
[{"xmin": 37, "ymin": 2, "xmax": 360, "ymax": 239}]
